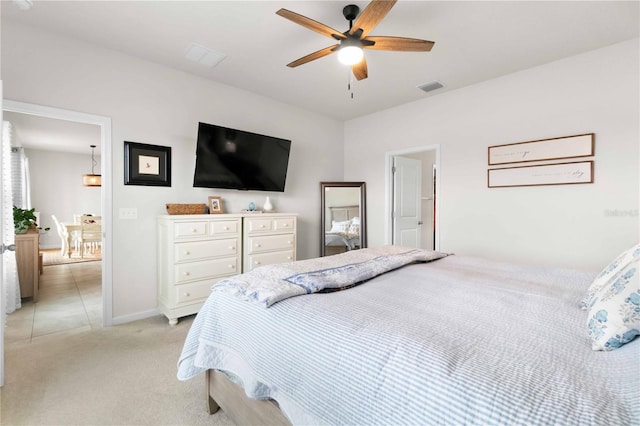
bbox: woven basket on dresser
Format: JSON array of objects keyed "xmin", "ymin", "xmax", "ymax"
[{"xmin": 165, "ymin": 203, "xmax": 207, "ymax": 215}]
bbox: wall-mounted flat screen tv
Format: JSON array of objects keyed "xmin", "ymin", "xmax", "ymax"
[{"xmin": 193, "ymin": 122, "xmax": 291, "ymax": 192}]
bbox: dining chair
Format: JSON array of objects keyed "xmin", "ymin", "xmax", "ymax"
[
  {"xmin": 78, "ymin": 214, "xmax": 102, "ymax": 258},
  {"xmin": 51, "ymin": 214, "xmax": 73, "ymax": 257}
]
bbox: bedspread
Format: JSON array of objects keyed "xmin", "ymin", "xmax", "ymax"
[
  {"xmin": 178, "ymin": 255, "xmax": 640, "ymax": 425},
  {"xmin": 213, "ymin": 245, "xmax": 447, "ymax": 307}
]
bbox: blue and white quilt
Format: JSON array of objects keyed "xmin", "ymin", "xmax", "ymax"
[
  {"xmin": 178, "ymin": 253, "xmax": 640, "ymax": 425},
  {"xmin": 213, "ymin": 245, "xmax": 447, "ymax": 307}
]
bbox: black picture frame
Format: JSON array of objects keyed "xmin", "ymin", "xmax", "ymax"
[{"xmin": 124, "ymin": 141, "xmax": 171, "ymax": 186}]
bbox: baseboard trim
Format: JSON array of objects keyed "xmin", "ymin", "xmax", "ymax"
[{"xmin": 111, "ymin": 308, "xmax": 159, "ymax": 325}]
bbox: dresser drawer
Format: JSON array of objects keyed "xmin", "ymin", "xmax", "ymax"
[
  {"xmin": 174, "ymin": 221, "xmax": 207, "ymax": 239},
  {"xmin": 210, "ymin": 220, "xmax": 239, "ymax": 236},
  {"xmin": 174, "ymin": 257, "xmax": 239, "ymax": 283},
  {"xmin": 273, "ymin": 217, "xmax": 295, "ymax": 232},
  {"xmin": 246, "ymin": 234, "xmax": 295, "ymax": 254},
  {"xmin": 246, "ymin": 251, "xmax": 294, "ymax": 271},
  {"xmin": 174, "ymin": 238, "xmax": 238, "ymax": 263},
  {"xmin": 175, "ymin": 281, "xmax": 213, "ymax": 304},
  {"xmin": 245, "ymin": 218, "xmax": 273, "ymax": 233}
]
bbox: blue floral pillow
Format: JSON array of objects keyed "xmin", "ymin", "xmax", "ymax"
[
  {"xmin": 580, "ymin": 243, "xmax": 640, "ymax": 310},
  {"xmin": 587, "ymin": 258, "xmax": 640, "ymax": 351}
]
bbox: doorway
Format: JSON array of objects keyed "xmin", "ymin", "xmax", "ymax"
[
  {"xmin": 384, "ymin": 145, "xmax": 440, "ymax": 250},
  {"xmin": 3, "ymin": 100, "xmax": 113, "ymax": 329}
]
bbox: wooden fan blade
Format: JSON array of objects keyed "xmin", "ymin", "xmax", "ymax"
[
  {"xmin": 286, "ymin": 45, "xmax": 339, "ymax": 68},
  {"xmin": 363, "ymin": 36, "xmax": 435, "ymax": 52},
  {"xmin": 349, "ymin": 0, "xmax": 397, "ymax": 38},
  {"xmin": 352, "ymin": 57, "xmax": 368, "ymax": 81},
  {"xmin": 277, "ymin": 9, "xmax": 346, "ymax": 40}
]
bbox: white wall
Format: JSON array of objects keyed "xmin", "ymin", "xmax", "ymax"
[
  {"xmin": 24, "ymin": 149, "xmax": 102, "ymax": 249},
  {"xmin": 345, "ymin": 38, "xmax": 640, "ymax": 272},
  {"xmin": 2, "ymin": 21, "xmax": 344, "ymax": 321}
]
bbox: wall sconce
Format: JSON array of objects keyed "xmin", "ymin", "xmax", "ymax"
[{"xmin": 82, "ymin": 144, "xmax": 101, "ymax": 187}]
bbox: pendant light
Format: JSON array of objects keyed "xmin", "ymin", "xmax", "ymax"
[{"xmin": 82, "ymin": 144, "xmax": 101, "ymax": 187}]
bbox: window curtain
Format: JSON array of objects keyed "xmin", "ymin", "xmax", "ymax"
[
  {"xmin": 11, "ymin": 145, "xmax": 30, "ymax": 210},
  {"xmin": 2, "ymin": 121, "xmax": 20, "ymax": 314}
]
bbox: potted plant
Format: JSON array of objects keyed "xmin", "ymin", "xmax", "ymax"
[{"xmin": 13, "ymin": 206, "xmax": 49, "ymax": 234}]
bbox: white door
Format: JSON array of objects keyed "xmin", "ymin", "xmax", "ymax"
[
  {"xmin": 0, "ymin": 81, "xmax": 5, "ymax": 386},
  {"xmin": 392, "ymin": 156, "xmax": 422, "ymax": 247}
]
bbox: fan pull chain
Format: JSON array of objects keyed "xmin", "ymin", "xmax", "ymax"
[{"xmin": 347, "ymin": 69, "xmax": 355, "ymax": 99}]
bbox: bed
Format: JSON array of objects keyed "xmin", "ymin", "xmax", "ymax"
[
  {"xmin": 178, "ymin": 245, "xmax": 640, "ymax": 425},
  {"xmin": 324, "ymin": 205, "xmax": 361, "ymax": 255}
]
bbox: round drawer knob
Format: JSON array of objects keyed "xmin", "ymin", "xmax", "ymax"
[
  {"xmin": 228, "ymin": 246, "xmax": 234, "ymax": 250},
  {"xmin": 184, "ymin": 272, "xmax": 190, "ymax": 276},
  {"xmin": 255, "ymin": 261, "xmax": 261, "ymax": 265},
  {"xmin": 185, "ymin": 251, "xmax": 190, "ymax": 255},
  {"xmin": 228, "ymin": 265, "xmax": 234, "ymax": 269},
  {"xmin": 287, "ymin": 241, "xmax": 292, "ymax": 244},
  {"xmin": 192, "ymin": 228, "xmax": 197, "ymax": 233},
  {"xmin": 287, "ymin": 256, "xmax": 292, "ymax": 260},
  {"xmin": 224, "ymin": 226, "xmax": 229, "ymax": 230},
  {"xmin": 260, "ymin": 224, "xmax": 266, "ymax": 228},
  {"xmin": 284, "ymin": 224, "xmax": 289, "ymax": 227},
  {"xmin": 256, "ymin": 244, "xmax": 261, "ymax": 248},
  {"xmin": 185, "ymin": 292, "xmax": 190, "ymax": 297}
]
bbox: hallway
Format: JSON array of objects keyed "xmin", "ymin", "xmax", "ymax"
[{"xmin": 5, "ymin": 261, "xmax": 102, "ymax": 346}]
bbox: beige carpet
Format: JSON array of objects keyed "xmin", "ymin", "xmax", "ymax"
[
  {"xmin": 41, "ymin": 247, "xmax": 101, "ymax": 266},
  {"xmin": 2, "ymin": 315, "xmax": 234, "ymax": 426}
]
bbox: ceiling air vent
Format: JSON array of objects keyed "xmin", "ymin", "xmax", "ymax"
[
  {"xmin": 417, "ymin": 81, "xmax": 444, "ymax": 93},
  {"xmin": 185, "ymin": 43, "xmax": 226, "ymax": 68}
]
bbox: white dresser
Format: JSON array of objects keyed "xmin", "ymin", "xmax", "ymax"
[
  {"xmin": 243, "ymin": 214, "xmax": 297, "ymax": 272},
  {"xmin": 158, "ymin": 213, "xmax": 297, "ymax": 324},
  {"xmin": 157, "ymin": 214, "xmax": 243, "ymax": 325}
]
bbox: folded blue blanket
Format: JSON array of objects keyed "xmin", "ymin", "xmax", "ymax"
[{"xmin": 213, "ymin": 245, "xmax": 448, "ymax": 307}]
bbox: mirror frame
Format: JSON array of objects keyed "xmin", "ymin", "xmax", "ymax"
[{"xmin": 320, "ymin": 181, "xmax": 367, "ymax": 256}]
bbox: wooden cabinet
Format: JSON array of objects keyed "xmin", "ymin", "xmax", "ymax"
[
  {"xmin": 243, "ymin": 214, "xmax": 296, "ymax": 272},
  {"xmin": 158, "ymin": 213, "xmax": 298, "ymax": 325},
  {"xmin": 15, "ymin": 229, "xmax": 40, "ymax": 302},
  {"xmin": 157, "ymin": 214, "xmax": 242, "ymax": 325}
]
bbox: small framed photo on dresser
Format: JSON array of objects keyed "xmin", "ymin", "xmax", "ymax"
[{"xmin": 208, "ymin": 196, "xmax": 224, "ymax": 214}]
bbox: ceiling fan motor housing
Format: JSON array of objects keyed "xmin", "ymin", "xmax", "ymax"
[{"xmin": 343, "ymin": 4, "xmax": 360, "ymax": 23}]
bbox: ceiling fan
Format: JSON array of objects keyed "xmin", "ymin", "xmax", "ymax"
[{"xmin": 276, "ymin": 0, "xmax": 435, "ymax": 81}]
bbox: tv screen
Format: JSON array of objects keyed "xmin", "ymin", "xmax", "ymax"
[{"xmin": 193, "ymin": 122, "xmax": 291, "ymax": 192}]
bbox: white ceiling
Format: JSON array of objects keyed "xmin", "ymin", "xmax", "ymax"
[
  {"xmin": 2, "ymin": 1, "xmax": 639, "ymax": 152},
  {"xmin": 3, "ymin": 110, "xmax": 101, "ymax": 154}
]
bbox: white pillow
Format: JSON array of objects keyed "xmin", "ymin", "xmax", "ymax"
[
  {"xmin": 580, "ymin": 243, "xmax": 640, "ymax": 310},
  {"xmin": 330, "ymin": 220, "xmax": 351, "ymax": 233},
  {"xmin": 587, "ymin": 258, "xmax": 640, "ymax": 351},
  {"xmin": 348, "ymin": 223, "xmax": 360, "ymax": 235},
  {"xmin": 351, "ymin": 216, "xmax": 361, "ymax": 225}
]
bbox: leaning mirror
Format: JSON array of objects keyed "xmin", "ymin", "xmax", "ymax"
[{"xmin": 320, "ymin": 182, "xmax": 367, "ymax": 256}]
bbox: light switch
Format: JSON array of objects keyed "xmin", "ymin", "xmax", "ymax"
[{"xmin": 119, "ymin": 207, "xmax": 137, "ymax": 219}]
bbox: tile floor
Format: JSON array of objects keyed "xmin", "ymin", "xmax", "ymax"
[{"xmin": 5, "ymin": 261, "xmax": 102, "ymax": 346}]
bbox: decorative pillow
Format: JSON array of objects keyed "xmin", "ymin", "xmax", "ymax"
[
  {"xmin": 351, "ymin": 216, "xmax": 361, "ymax": 225},
  {"xmin": 348, "ymin": 223, "xmax": 360, "ymax": 235},
  {"xmin": 330, "ymin": 220, "xmax": 351, "ymax": 233},
  {"xmin": 587, "ymin": 258, "xmax": 640, "ymax": 351},
  {"xmin": 580, "ymin": 243, "xmax": 640, "ymax": 310}
]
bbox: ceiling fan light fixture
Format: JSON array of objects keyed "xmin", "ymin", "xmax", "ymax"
[
  {"xmin": 338, "ymin": 45, "xmax": 364, "ymax": 65},
  {"xmin": 338, "ymin": 36, "xmax": 364, "ymax": 65}
]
